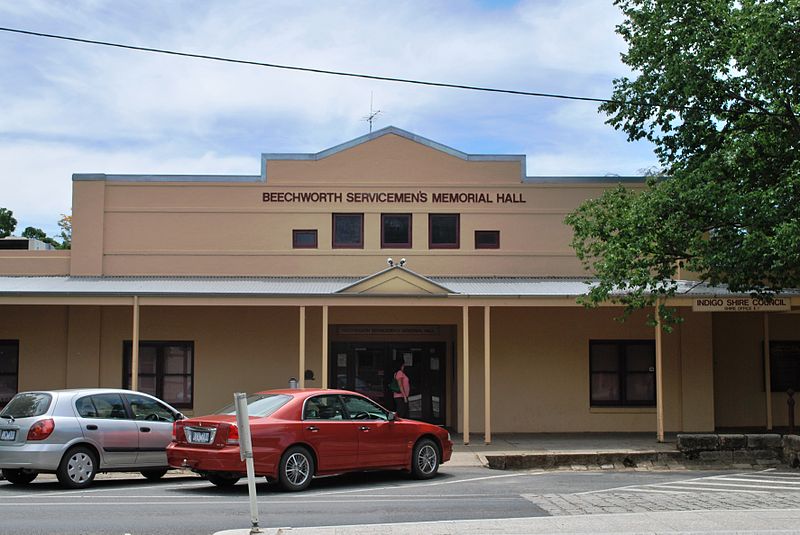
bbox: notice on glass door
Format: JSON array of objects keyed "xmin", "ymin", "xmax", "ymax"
[{"xmin": 430, "ymin": 356, "xmax": 440, "ymax": 371}]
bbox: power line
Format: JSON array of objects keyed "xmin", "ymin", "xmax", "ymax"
[{"xmin": 0, "ymin": 26, "xmax": 789, "ymax": 118}]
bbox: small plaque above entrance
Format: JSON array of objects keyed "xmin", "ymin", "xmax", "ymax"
[{"xmin": 692, "ymin": 297, "xmax": 791, "ymax": 312}]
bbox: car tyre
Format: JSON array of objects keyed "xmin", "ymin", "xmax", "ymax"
[
  {"xmin": 141, "ymin": 468, "xmax": 169, "ymax": 481},
  {"xmin": 2, "ymin": 468, "xmax": 38, "ymax": 485},
  {"xmin": 206, "ymin": 473, "xmax": 240, "ymax": 488},
  {"xmin": 56, "ymin": 446, "xmax": 98, "ymax": 489},
  {"xmin": 278, "ymin": 446, "xmax": 314, "ymax": 492},
  {"xmin": 411, "ymin": 438, "xmax": 439, "ymax": 480}
]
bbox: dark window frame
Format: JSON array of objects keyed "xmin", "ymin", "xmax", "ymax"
[
  {"xmin": 475, "ymin": 230, "xmax": 500, "ymax": 249},
  {"xmin": 429, "ymin": 214, "xmax": 460, "ymax": 249},
  {"xmin": 123, "ymin": 340, "xmax": 194, "ymax": 409},
  {"xmin": 0, "ymin": 340, "xmax": 19, "ymax": 407},
  {"xmin": 381, "ymin": 213, "xmax": 412, "ymax": 248},
  {"xmin": 766, "ymin": 340, "xmax": 800, "ymax": 392},
  {"xmin": 292, "ymin": 229, "xmax": 318, "ymax": 249},
  {"xmin": 589, "ymin": 340, "xmax": 656, "ymax": 408},
  {"xmin": 332, "ymin": 213, "xmax": 364, "ymax": 249}
]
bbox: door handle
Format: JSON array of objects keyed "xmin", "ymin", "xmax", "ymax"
[
  {"xmin": 140, "ymin": 427, "xmax": 151, "ymax": 433},
  {"xmin": 359, "ymin": 426, "xmax": 370, "ymax": 432},
  {"xmin": 86, "ymin": 424, "xmax": 98, "ymax": 431},
  {"xmin": 306, "ymin": 426, "xmax": 319, "ymax": 432}
]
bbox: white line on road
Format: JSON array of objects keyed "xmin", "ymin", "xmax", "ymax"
[
  {"xmin": 660, "ymin": 480, "xmax": 800, "ymax": 491},
  {"xmin": 296, "ymin": 471, "xmax": 546, "ymax": 497},
  {"xmin": 705, "ymin": 477, "xmax": 800, "ymax": 485},
  {"xmin": 573, "ymin": 472, "xmax": 752, "ymax": 496},
  {"xmin": 614, "ymin": 487, "xmax": 692, "ymax": 494},
  {"xmin": 638, "ymin": 484, "xmax": 771, "ymax": 494},
  {"xmin": 1, "ymin": 496, "xmax": 525, "ymax": 507}
]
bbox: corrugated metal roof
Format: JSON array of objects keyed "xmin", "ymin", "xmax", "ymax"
[{"xmin": 0, "ymin": 275, "xmax": 794, "ymax": 298}]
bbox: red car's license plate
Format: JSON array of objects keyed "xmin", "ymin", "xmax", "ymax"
[
  {"xmin": 189, "ymin": 430, "xmax": 211, "ymax": 443},
  {"xmin": 0, "ymin": 429, "xmax": 16, "ymax": 441}
]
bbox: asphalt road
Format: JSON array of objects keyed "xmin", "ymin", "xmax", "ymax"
[{"xmin": 2, "ymin": 467, "xmax": 799, "ymax": 535}]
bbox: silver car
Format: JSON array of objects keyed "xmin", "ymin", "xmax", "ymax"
[{"xmin": 0, "ymin": 388, "xmax": 184, "ymax": 489}]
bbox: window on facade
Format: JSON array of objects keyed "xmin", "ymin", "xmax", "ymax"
[
  {"xmin": 429, "ymin": 214, "xmax": 459, "ymax": 249},
  {"xmin": 768, "ymin": 341, "xmax": 800, "ymax": 391},
  {"xmin": 381, "ymin": 214, "xmax": 412, "ymax": 248},
  {"xmin": 0, "ymin": 340, "xmax": 19, "ymax": 406},
  {"xmin": 590, "ymin": 340, "xmax": 656, "ymax": 407},
  {"xmin": 475, "ymin": 230, "xmax": 500, "ymax": 249},
  {"xmin": 123, "ymin": 341, "xmax": 194, "ymax": 408},
  {"xmin": 332, "ymin": 214, "xmax": 364, "ymax": 248},
  {"xmin": 293, "ymin": 229, "xmax": 318, "ymax": 249}
]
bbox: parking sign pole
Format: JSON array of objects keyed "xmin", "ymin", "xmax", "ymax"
[{"xmin": 234, "ymin": 392, "xmax": 261, "ymax": 534}]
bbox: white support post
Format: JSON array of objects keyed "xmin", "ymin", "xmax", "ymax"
[
  {"xmin": 764, "ymin": 313, "xmax": 773, "ymax": 430},
  {"xmin": 655, "ymin": 300, "xmax": 665, "ymax": 443},
  {"xmin": 322, "ymin": 305, "xmax": 329, "ymax": 389},
  {"xmin": 484, "ymin": 306, "xmax": 491, "ymax": 445},
  {"xmin": 462, "ymin": 306, "xmax": 470, "ymax": 445},
  {"xmin": 131, "ymin": 295, "xmax": 140, "ymax": 392},
  {"xmin": 299, "ymin": 306, "xmax": 306, "ymax": 388}
]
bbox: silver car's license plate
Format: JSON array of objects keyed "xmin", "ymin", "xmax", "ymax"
[
  {"xmin": 0, "ymin": 429, "xmax": 16, "ymax": 441},
  {"xmin": 189, "ymin": 430, "xmax": 211, "ymax": 443}
]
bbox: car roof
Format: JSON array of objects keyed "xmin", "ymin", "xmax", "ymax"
[
  {"xmin": 17, "ymin": 388, "xmax": 153, "ymax": 396},
  {"xmin": 257, "ymin": 388, "xmax": 361, "ymax": 399}
]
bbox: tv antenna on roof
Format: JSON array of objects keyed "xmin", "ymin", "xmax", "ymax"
[{"xmin": 363, "ymin": 92, "xmax": 382, "ymax": 133}]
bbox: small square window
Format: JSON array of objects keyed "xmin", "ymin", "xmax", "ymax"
[
  {"xmin": 293, "ymin": 230, "xmax": 318, "ymax": 249},
  {"xmin": 429, "ymin": 214, "xmax": 459, "ymax": 249},
  {"xmin": 475, "ymin": 230, "xmax": 500, "ymax": 249},
  {"xmin": 381, "ymin": 214, "xmax": 412, "ymax": 248},
  {"xmin": 333, "ymin": 214, "xmax": 364, "ymax": 249}
]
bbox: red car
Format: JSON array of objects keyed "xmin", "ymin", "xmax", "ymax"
[{"xmin": 167, "ymin": 389, "xmax": 452, "ymax": 491}]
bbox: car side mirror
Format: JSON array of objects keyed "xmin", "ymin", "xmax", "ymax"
[
  {"xmin": 387, "ymin": 411, "xmax": 397, "ymax": 422},
  {"xmin": 176, "ymin": 412, "xmax": 186, "ymax": 421}
]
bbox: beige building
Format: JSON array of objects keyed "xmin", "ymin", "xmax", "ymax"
[{"xmin": 1, "ymin": 126, "xmax": 798, "ymax": 443}]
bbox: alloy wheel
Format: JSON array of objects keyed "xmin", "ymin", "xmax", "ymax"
[
  {"xmin": 285, "ymin": 452, "xmax": 310, "ymax": 486},
  {"xmin": 416, "ymin": 444, "xmax": 438, "ymax": 475}
]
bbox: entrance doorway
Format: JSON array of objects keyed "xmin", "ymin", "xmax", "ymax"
[{"xmin": 330, "ymin": 341, "xmax": 446, "ymax": 425}]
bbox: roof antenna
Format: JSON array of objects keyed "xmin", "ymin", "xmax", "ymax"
[{"xmin": 363, "ymin": 92, "xmax": 382, "ymax": 133}]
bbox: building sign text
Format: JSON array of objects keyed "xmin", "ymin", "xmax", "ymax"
[
  {"xmin": 692, "ymin": 297, "xmax": 791, "ymax": 312},
  {"xmin": 261, "ymin": 191, "xmax": 526, "ymax": 204}
]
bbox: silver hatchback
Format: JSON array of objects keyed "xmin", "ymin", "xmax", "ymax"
[{"xmin": 0, "ymin": 388, "xmax": 184, "ymax": 488}]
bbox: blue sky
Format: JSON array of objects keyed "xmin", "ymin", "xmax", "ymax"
[{"xmin": 0, "ymin": 0, "xmax": 657, "ymax": 236}]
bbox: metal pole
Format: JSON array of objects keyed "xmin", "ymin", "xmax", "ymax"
[
  {"xmin": 764, "ymin": 313, "xmax": 773, "ymax": 430},
  {"xmin": 655, "ymin": 300, "xmax": 665, "ymax": 443},
  {"xmin": 462, "ymin": 306, "xmax": 470, "ymax": 445},
  {"xmin": 131, "ymin": 296, "xmax": 140, "ymax": 392},
  {"xmin": 788, "ymin": 390, "xmax": 796, "ymax": 435},
  {"xmin": 322, "ymin": 305, "xmax": 329, "ymax": 389},
  {"xmin": 234, "ymin": 392, "xmax": 261, "ymax": 534}
]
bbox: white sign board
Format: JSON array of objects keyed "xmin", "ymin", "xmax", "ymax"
[{"xmin": 692, "ymin": 297, "xmax": 791, "ymax": 312}]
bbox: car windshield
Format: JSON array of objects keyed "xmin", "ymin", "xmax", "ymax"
[
  {"xmin": 0, "ymin": 393, "xmax": 52, "ymax": 418},
  {"xmin": 215, "ymin": 394, "xmax": 292, "ymax": 417}
]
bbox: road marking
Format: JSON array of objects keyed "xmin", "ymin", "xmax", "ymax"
[
  {"xmin": 661, "ymin": 480, "xmax": 800, "ymax": 491},
  {"xmin": 297, "ymin": 471, "xmax": 546, "ymax": 497},
  {"xmin": 5, "ymin": 480, "xmax": 211, "ymax": 497},
  {"xmin": 2, "ymin": 496, "xmax": 525, "ymax": 507},
  {"xmin": 573, "ymin": 472, "xmax": 743, "ymax": 495},
  {"xmin": 637, "ymin": 484, "xmax": 771, "ymax": 494},
  {"xmin": 615, "ymin": 487, "xmax": 692, "ymax": 494},
  {"xmin": 707, "ymin": 477, "xmax": 800, "ymax": 485}
]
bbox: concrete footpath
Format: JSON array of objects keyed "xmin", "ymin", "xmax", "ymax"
[{"xmin": 214, "ymin": 508, "xmax": 800, "ymax": 534}]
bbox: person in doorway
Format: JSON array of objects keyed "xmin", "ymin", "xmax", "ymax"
[{"xmin": 392, "ymin": 362, "xmax": 410, "ymax": 418}]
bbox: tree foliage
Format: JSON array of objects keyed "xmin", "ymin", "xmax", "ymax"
[
  {"xmin": 0, "ymin": 208, "xmax": 17, "ymax": 238},
  {"xmin": 566, "ymin": 0, "xmax": 800, "ymax": 326}
]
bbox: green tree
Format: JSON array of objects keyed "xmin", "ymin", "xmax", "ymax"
[
  {"xmin": 566, "ymin": 0, "xmax": 800, "ymax": 327},
  {"xmin": 57, "ymin": 213, "xmax": 72, "ymax": 250},
  {"xmin": 0, "ymin": 208, "xmax": 17, "ymax": 238},
  {"xmin": 22, "ymin": 226, "xmax": 59, "ymax": 247}
]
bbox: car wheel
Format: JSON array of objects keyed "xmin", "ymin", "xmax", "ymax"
[
  {"xmin": 278, "ymin": 446, "xmax": 314, "ymax": 492},
  {"xmin": 141, "ymin": 468, "xmax": 169, "ymax": 481},
  {"xmin": 206, "ymin": 473, "xmax": 240, "ymax": 488},
  {"xmin": 2, "ymin": 468, "xmax": 38, "ymax": 485},
  {"xmin": 56, "ymin": 446, "xmax": 98, "ymax": 489},
  {"xmin": 411, "ymin": 438, "xmax": 439, "ymax": 480}
]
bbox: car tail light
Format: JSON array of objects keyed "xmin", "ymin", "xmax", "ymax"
[
  {"xmin": 27, "ymin": 419, "xmax": 55, "ymax": 441},
  {"xmin": 171, "ymin": 421, "xmax": 178, "ymax": 441},
  {"xmin": 226, "ymin": 424, "xmax": 239, "ymax": 445}
]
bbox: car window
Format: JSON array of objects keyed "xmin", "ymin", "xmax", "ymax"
[
  {"xmin": 342, "ymin": 395, "xmax": 389, "ymax": 421},
  {"xmin": 304, "ymin": 395, "xmax": 345, "ymax": 421},
  {"xmin": 126, "ymin": 394, "xmax": 175, "ymax": 422},
  {"xmin": 75, "ymin": 395, "xmax": 98, "ymax": 418},
  {"xmin": 0, "ymin": 392, "xmax": 51, "ymax": 418},
  {"xmin": 215, "ymin": 394, "xmax": 292, "ymax": 417},
  {"xmin": 90, "ymin": 393, "xmax": 128, "ymax": 420}
]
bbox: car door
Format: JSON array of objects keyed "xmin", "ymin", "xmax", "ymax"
[
  {"xmin": 301, "ymin": 395, "xmax": 359, "ymax": 472},
  {"xmin": 341, "ymin": 394, "xmax": 408, "ymax": 468},
  {"xmin": 75, "ymin": 393, "xmax": 139, "ymax": 467},
  {"xmin": 124, "ymin": 393, "xmax": 176, "ymax": 466}
]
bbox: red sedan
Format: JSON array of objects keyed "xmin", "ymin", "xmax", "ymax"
[{"xmin": 166, "ymin": 389, "xmax": 452, "ymax": 491}]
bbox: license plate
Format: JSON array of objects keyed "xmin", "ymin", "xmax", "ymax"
[
  {"xmin": 189, "ymin": 430, "xmax": 211, "ymax": 443},
  {"xmin": 0, "ymin": 429, "xmax": 16, "ymax": 441}
]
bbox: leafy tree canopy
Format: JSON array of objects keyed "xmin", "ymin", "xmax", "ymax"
[
  {"xmin": 0, "ymin": 208, "xmax": 17, "ymax": 238},
  {"xmin": 566, "ymin": 0, "xmax": 800, "ymax": 327}
]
